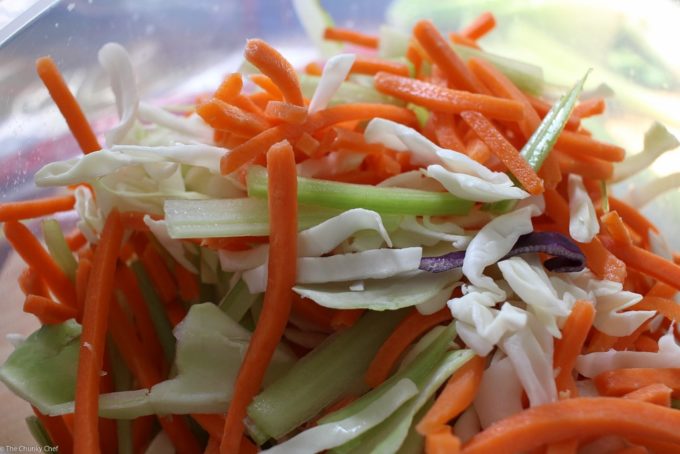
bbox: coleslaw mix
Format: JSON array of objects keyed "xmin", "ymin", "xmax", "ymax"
[{"xmin": 1, "ymin": 1, "xmax": 680, "ymax": 453}]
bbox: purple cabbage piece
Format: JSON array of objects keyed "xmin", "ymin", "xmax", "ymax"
[{"xmin": 419, "ymin": 231, "xmax": 585, "ymax": 274}]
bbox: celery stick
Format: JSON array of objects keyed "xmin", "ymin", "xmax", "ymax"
[
  {"xmin": 25, "ymin": 415, "xmax": 54, "ymax": 448},
  {"xmin": 321, "ymin": 322, "xmax": 456, "ymax": 424},
  {"xmin": 130, "ymin": 262, "xmax": 176, "ymax": 362},
  {"xmin": 396, "ymin": 400, "xmax": 430, "ymax": 454},
  {"xmin": 333, "ymin": 349, "xmax": 474, "ymax": 454},
  {"xmin": 219, "ymin": 279, "xmax": 261, "ymax": 323},
  {"xmin": 164, "ymin": 198, "xmax": 340, "ymax": 238},
  {"xmin": 42, "ymin": 219, "xmax": 78, "ymax": 281},
  {"xmin": 247, "ymin": 309, "xmax": 406, "ymax": 440},
  {"xmin": 299, "ymin": 74, "xmax": 404, "ymax": 106},
  {"xmin": 248, "ymin": 166, "xmax": 474, "ymax": 216}
]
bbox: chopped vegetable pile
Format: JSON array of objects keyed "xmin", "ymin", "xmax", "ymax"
[{"xmin": 2, "ymin": 2, "xmax": 680, "ymax": 454}]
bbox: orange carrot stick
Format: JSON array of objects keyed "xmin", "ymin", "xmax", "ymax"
[
  {"xmin": 119, "ymin": 211, "xmax": 162, "ymax": 232},
  {"xmin": 374, "ymin": 72, "xmax": 523, "ymax": 121},
  {"xmin": 244, "ymin": 39, "xmax": 304, "ymax": 107},
  {"xmin": 600, "ymin": 211, "xmax": 633, "ymax": 245},
  {"xmin": 594, "ymin": 369, "xmax": 680, "ymax": 397},
  {"xmin": 623, "ymin": 383, "xmax": 673, "ymax": 407},
  {"xmin": 220, "ymin": 140, "xmax": 298, "ymax": 454},
  {"xmin": 305, "ymin": 102, "xmax": 418, "ymax": 131},
  {"xmin": 73, "ymin": 210, "xmax": 124, "ymax": 454},
  {"xmin": 573, "ymin": 97, "xmax": 606, "ymax": 118},
  {"xmin": 330, "ymin": 309, "xmax": 365, "ymax": 330},
  {"xmin": 250, "ymin": 73, "xmax": 284, "ymax": 100},
  {"xmin": 608, "ymin": 197, "xmax": 659, "ymax": 238},
  {"xmin": 449, "ymin": 33, "xmax": 482, "ymax": 50},
  {"xmin": 23, "ymin": 294, "xmax": 77, "ymax": 325},
  {"xmin": 4, "ymin": 221, "xmax": 77, "ymax": 308},
  {"xmin": 108, "ymin": 299, "xmax": 201, "ymax": 454},
  {"xmin": 75, "ymin": 258, "xmax": 92, "ymax": 319},
  {"xmin": 140, "ymin": 244, "xmax": 178, "ymax": 306},
  {"xmin": 461, "ymin": 397, "xmax": 680, "ymax": 454},
  {"xmin": 554, "ymin": 300, "xmax": 595, "ymax": 397},
  {"xmin": 65, "ymin": 228, "xmax": 87, "ymax": 251},
  {"xmin": 35, "ymin": 57, "xmax": 101, "ymax": 154},
  {"xmin": 556, "ymin": 131, "xmax": 626, "ymax": 162},
  {"xmin": 556, "ymin": 152, "xmax": 614, "ymax": 181},
  {"xmin": 32, "ymin": 407, "xmax": 73, "ymax": 454},
  {"xmin": 634, "ymin": 335, "xmax": 659, "ymax": 353},
  {"xmin": 525, "ymin": 94, "xmax": 580, "ymax": 132},
  {"xmin": 350, "ymin": 56, "xmax": 410, "ymax": 77},
  {"xmin": 538, "ymin": 150, "xmax": 563, "ymax": 189},
  {"xmin": 460, "ymin": 111, "xmax": 544, "ymax": 195},
  {"xmin": 323, "ymin": 27, "xmax": 379, "ymax": 48},
  {"xmin": 545, "ymin": 441, "xmax": 579, "ymax": 454},
  {"xmin": 18, "ymin": 267, "xmax": 50, "ymax": 298},
  {"xmin": 197, "ymin": 99, "xmax": 270, "ymax": 137},
  {"xmin": 214, "ymin": 73, "xmax": 244, "ymax": 102},
  {"xmin": 601, "ymin": 236, "xmax": 680, "ymax": 291},
  {"xmin": 305, "ymin": 61, "xmax": 324, "ymax": 76},
  {"xmin": 291, "ymin": 294, "xmax": 335, "ymax": 333},
  {"xmin": 413, "ymin": 19, "xmax": 488, "ymax": 93},
  {"xmin": 431, "ymin": 112, "xmax": 466, "ymax": 151},
  {"xmin": 460, "ymin": 12, "xmax": 497, "ymax": 40},
  {"xmin": 192, "ymin": 414, "xmax": 225, "ymax": 440},
  {"xmin": 0, "ymin": 195, "xmax": 75, "ymax": 222},
  {"xmin": 365, "ymin": 308, "xmax": 452, "ymax": 388},
  {"xmin": 220, "ymin": 123, "xmax": 301, "ymax": 174},
  {"xmin": 174, "ymin": 262, "xmax": 200, "ymax": 303},
  {"xmin": 264, "ymin": 101, "xmax": 308, "ymax": 125},
  {"xmin": 613, "ymin": 446, "xmax": 649, "ymax": 454},
  {"xmin": 417, "ymin": 355, "xmax": 485, "ymax": 435},
  {"xmin": 426, "ymin": 425, "xmax": 462, "ymax": 454},
  {"xmin": 631, "ymin": 296, "xmax": 680, "ymax": 323}
]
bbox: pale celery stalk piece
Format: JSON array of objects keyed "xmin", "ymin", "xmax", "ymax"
[
  {"xmin": 247, "ymin": 166, "xmax": 474, "ymax": 216},
  {"xmin": 299, "ymin": 74, "xmax": 405, "ymax": 106},
  {"xmin": 332, "ymin": 350, "xmax": 474, "ymax": 454},
  {"xmin": 42, "ymin": 219, "xmax": 78, "ymax": 281},
  {"xmin": 247, "ymin": 309, "xmax": 406, "ymax": 440},
  {"xmin": 219, "ymin": 279, "xmax": 262, "ymax": 323}
]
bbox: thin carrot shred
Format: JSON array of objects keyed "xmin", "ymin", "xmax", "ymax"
[
  {"xmin": 197, "ymin": 99, "xmax": 270, "ymax": 137},
  {"xmin": 623, "ymin": 383, "xmax": 673, "ymax": 407},
  {"xmin": 554, "ymin": 300, "xmax": 595, "ymax": 397},
  {"xmin": 220, "ymin": 140, "xmax": 298, "ymax": 453},
  {"xmin": 18, "ymin": 267, "xmax": 49, "ymax": 298},
  {"xmin": 330, "ymin": 309, "xmax": 365, "ymax": 330},
  {"xmin": 594, "ymin": 369, "xmax": 680, "ymax": 398},
  {"xmin": 417, "ymin": 355, "xmax": 485, "ymax": 435},
  {"xmin": 36, "ymin": 57, "xmax": 101, "ymax": 154},
  {"xmin": 601, "ymin": 211, "xmax": 633, "ymax": 244},
  {"xmin": 250, "ymin": 73, "xmax": 284, "ymax": 100},
  {"xmin": 0, "ymin": 195, "xmax": 75, "ymax": 223},
  {"xmin": 214, "ymin": 73, "xmax": 244, "ymax": 102},
  {"xmin": 350, "ymin": 56, "xmax": 410, "ymax": 77},
  {"xmin": 545, "ymin": 440, "xmax": 579, "ymax": 454},
  {"xmin": 32, "ymin": 407, "xmax": 73, "ymax": 454},
  {"xmin": 573, "ymin": 97, "xmax": 606, "ymax": 118},
  {"xmin": 449, "ymin": 32, "xmax": 481, "ymax": 49},
  {"xmin": 461, "ymin": 397, "xmax": 680, "ymax": 454},
  {"xmin": 140, "ymin": 244, "xmax": 178, "ymax": 306},
  {"xmin": 631, "ymin": 296, "xmax": 680, "ymax": 323},
  {"xmin": 373, "ymin": 72, "xmax": 524, "ymax": 121},
  {"xmin": 23, "ymin": 294, "xmax": 77, "ymax": 325},
  {"xmin": 459, "ymin": 11, "xmax": 496, "ymax": 41},
  {"xmin": 264, "ymin": 100, "xmax": 308, "ymax": 125},
  {"xmin": 73, "ymin": 210, "xmax": 124, "ymax": 454},
  {"xmin": 244, "ymin": 39, "xmax": 304, "ymax": 107},
  {"xmin": 323, "ymin": 26, "xmax": 379, "ymax": 48},
  {"xmin": 460, "ymin": 110, "xmax": 544, "ymax": 195},
  {"xmin": 426, "ymin": 425, "xmax": 462, "ymax": 454}
]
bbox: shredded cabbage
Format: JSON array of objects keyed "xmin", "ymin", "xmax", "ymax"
[
  {"xmin": 568, "ymin": 174, "xmax": 599, "ymax": 243},
  {"xmin": 308, "ymin": 54, "xmax": 356, "ymax": 114},
  {"xmin": 98, "ymin": 42, "xmax": 138, "ymax": 147},
  {"xmin": 474, "ymin": 357, "xmax": 523, "ymax": 429},
  {"xmin": 143, "ymin": 216, "xmax": 197, "ymax": 273},
  {"xmin": 425, "ymin": 164, "xmax": 530, "ymax": 203},
  {"xmin": 613, "ymin": 122, "xmax": 679, "ymax": 182}
]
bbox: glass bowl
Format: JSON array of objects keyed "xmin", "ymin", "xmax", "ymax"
[{"xmin": 0, "ymin": 0, "xmax": 678, "ymax": 448}]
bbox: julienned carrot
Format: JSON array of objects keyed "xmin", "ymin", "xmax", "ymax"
[
  {"xmin": 431, "ymin": 111, "xmax": 466, "ymax": 151},
  {"xmin": 461, "ymin": 397, "xmax": 680, "ymax": 454},
  {"xmin": 449, "ymin": 32, "xmax": 481, "ymax": 50},
  {"xmin": 220, "ymin": 140, "xmax": 298, "ymax": 454},
  {"xmin": 115, "ymin": 264, "xmax": 166, "ymax": 371},
  {"xmin": 330, "ymin": 308, "xmax": 365, "ymax": 330},
  {"xmin": 18, "ymin": 267, "xmax": 49, "ymax": 298},
  {"xmin": 108, "ymin": 298, "xmax": 201, "ymax": 454},
  {"xmin": 23, "ymin": 294, "xmax": 77, "ymax": 325},
  {"xmin": 233, "ymin": 94, "xmax": 267, "ymax": 116},
  {"xmin": 65, "ymin": 228, "xmax": 87, "ymax": 251},
  {"xmin": 417, "ymin": 355, "xmax": 485, "ymax": 435},
  {"xmin": 413, "ymin": 20, "xmax": 488, "ymax": 93},
  {"xmin": 573, "ymin": 97, "xmax": 606, "ymax": 118},
  {"xmin": 374, "ymin": 72, "xmax": 524, "ymax": 122},
  {"xmin": 614, "ymin": 446, "xmax": 649, "ymax": 454},
  {"xmin": 365, "ymin": 308, "xmax": 452, "ymax": 388},
  {"xmin": 291, "ymin": 294, "xmax": 335, "ymax": 333},
  {"xmin": 0, "ymin": 195, "xmax": 75, "ymax": 223},
  {"xmin": 646, "ymin": 281, "xmax": 677, "ymax": 299},
  {"xmin": 118, "ymin": 211, "xmax": 162, "ymax": 232},
  {"xmin": 600, "ymin": 236, "xmax": 680, "ymax": 291},
  {"xmin": 426, "ymin": 425, "xmax": 462, "ymax": 454},
  {"xmin": 460, "ymin": 111, "xmax": 544, "ymax": 195},
  {"xmin": 556, "ymin": 130, "xmax": 625, "ymax": 162},
  {"xmin": 350, "ymin": 56, "xmax": 410, "ymax": 77},
  {"xmin": 221, "ymin": 103, "xmax": 415, "ymax": 174},
  {"xmin": 634, "ymin": 335, "xmax": 659, "ymax": 353},
  {"xmin": 612, "ymin": 320, "xmax": 652, "ymax": 352},
  {"xmin": 623, "ymin": 383, "xmax": 673, "ymax": 407},
  {"xmin": 250, "ymin": 74, "xmax": 284, "ymax": 100},
  {"xmin": 244, "ymin": 39, "xmax": 304, "ymax": 107},
  {"xmin": 538, "ymin": 150, "xmax": 563, "ymax": 189},
  {"xmin": 192, "ymin": 414, "xmax": 225, "ymax": 439},
  {"xmin": 75, "ymin": 258, "xmax": 92, "ymax": 319},
  {"xmin": 140, "ymin": 244, "xmax": 178, "ymax": 306},
  {"xmin": 32, "ymin": 407, "xmax": 73, "ymax": 454},
  {"xmin": 4, "ymin": 221, "xmax": 77, "ymax": 308},
  {"xmin": 205, "ymin": 437, "xmax": 220, "ymax": 454},
  {"xmin": 35, "ymin": 57, "xmax": 101, "ymax": 154},
  {"xmin": 174, "ymin": 262, "xmax": 200, "ymax": 303},
  {"xmin": 545, "ymin": 441, "xmax": 579, "ymax": 454},
  {"xmin": 557, "ymin": 151, "xmax": 614, "ymax": 181},
  {"xmin": 543, "ymin": 189, "xmax": 627, "ymax": 283},
  {"xmin": 459, "ymin": 11, "xmax": 496, "ymax": 41},
  {"xmin": 608, "ymin": 197, "xmax": 659, "ymax": 238},
  {"xmin": 295, "ymin": 132, "xmax": 321, "ymax": 156},
  {"xmin": 305, "ymin": 61, "xmax": 323, "ymax": 76},
  {"xmin": 600, "ymin": 211, "xmax": 633, "ymax": 245},
  {"xmin": 197, "ymin": 99, "xmax": 270, "ymax": 137},
  {"xmin": 323, "ymin": 26, "xmax": 379, "ymax": 48},
  {"xmin": 594, "ymin": 369, "xmax": 680, "ymax": 398},
  {"xmin": 214, "ymin": 73, "xmax": 244, "ymax": 102},
  {"xmin": 631, "ymin": 296, "xmax": 680, "ymax": 323},
  {"xmin": 264, "ymin": 101, "xmax": 308, "ymax": 125},
  {"xmin": 554, "ymin": 300, "xmax": 595, "ymax": 398},
  {"xmin": 585, "ymin": 329, "xmax": 618, "ymax": 354},
  {"xmin": 73, "ymin": 209, "xmax": 124, "ymax": 454},
  {"xmin": 132, "ymin": 416, "xmax": 155, "ymax": 454}
]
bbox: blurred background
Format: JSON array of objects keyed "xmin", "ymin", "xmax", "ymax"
[{"xmin": 0, "ymin": 0, "xmax": 679, "ymax": 447}]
